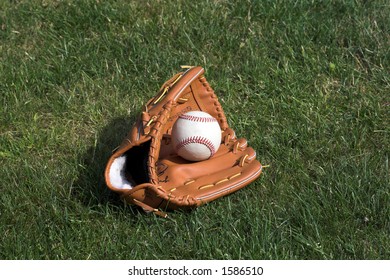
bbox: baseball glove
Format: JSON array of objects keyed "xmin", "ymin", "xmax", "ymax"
[{"xmin": 104, "ymin": 66, "xmax": 263, "ymax": 217}]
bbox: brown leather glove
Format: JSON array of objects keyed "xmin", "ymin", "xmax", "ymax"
[{"xmin": 104, "ymin": 66, "xmax": 263, "ymax": 217}]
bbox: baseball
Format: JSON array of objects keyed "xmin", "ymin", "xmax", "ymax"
[{"xmin": 172, "ymin": 111, "xmax": 221, "ymax": 161}]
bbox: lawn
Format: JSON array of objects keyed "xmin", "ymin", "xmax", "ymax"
[{"xmin": 0, "ymin": 0, "xmax": 389, "ymax": 259}]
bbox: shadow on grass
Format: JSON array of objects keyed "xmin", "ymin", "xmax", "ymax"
[{"xmin": 73, "ymin": 115, "xmax": 146, "ymax": 218}]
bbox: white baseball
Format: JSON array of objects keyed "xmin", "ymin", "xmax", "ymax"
[{"xmin": 172, "ymin": 111, "xmax": 221, "ymax": 161}]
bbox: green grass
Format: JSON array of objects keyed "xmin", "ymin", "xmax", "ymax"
[{"xmin": 1, "ymin": 0, "xmax": 389, "ymax": 259}]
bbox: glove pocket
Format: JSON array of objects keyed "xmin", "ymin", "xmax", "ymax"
[
  {"xmin": 156, "ymin": 144, "xmax": 237, "ymax": 188},
  {"xmin": 159, "ymin": 147, "xmax": 262, "ymax": 205}
]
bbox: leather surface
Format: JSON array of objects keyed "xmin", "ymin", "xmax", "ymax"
[{"xmin": 104, "ymin": 66, "xmax": 263, "ymax": 215}]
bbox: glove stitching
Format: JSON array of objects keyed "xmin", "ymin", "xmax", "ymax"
[
  {"xmin": 197, "ymin": 172, "xmax": 243, "ymax": 190},
  {"xmin": 239, "ymin": 154, "xmax": 249, "ymax": 167}
]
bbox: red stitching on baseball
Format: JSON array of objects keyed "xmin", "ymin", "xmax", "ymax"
[
  {"xmin": 176, "ymin": 136, "xmax": 216, "ymax": 157},
  {"xmin": 179, "ymin": 114, "xmax": 217, "ymax": 123}
]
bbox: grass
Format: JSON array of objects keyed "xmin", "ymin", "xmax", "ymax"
[{"xmin": 0, "ymin": 0, "xmax": 389, "ymax": 259}]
